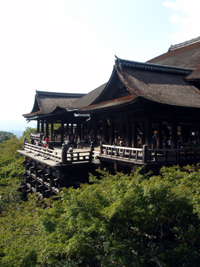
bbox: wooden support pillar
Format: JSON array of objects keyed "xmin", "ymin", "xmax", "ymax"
[
  {"xmin": 109, "ymin": 118, "xmax": 114, "ymax": 145},
  {"xmin": 93, "ymin": 121, "xmax": 97, "ymax": 145},
  {"xmin": 157, "ymin": 121, "xmax": 162, "ymax": 149},
  {"xmin": 51, "ymin": 122, "xmax": 54, "ymax": 141},
  {"xmin": 35, "ymin": 165, "xmax": 38, "ymax": 192},
  {"xmin": 37, "ymin": 120, "xmax": 40, "ymax": 133},
  {"xmin": 198, "ymin": 125, "xmax": 200, "ymax": 144},
  {"xmin": 49, "ymin": 168, "xmax": 53, "ymax": 197},
  {"xmin": 114, "ymin": 121, "xmax": 119, "ymax": 139},
  {"xmin": 41, "ymin": 121, "xmax": 44, "ymax": 134},
  {"xmin": 66, "ymin": 123, "xmax": 69, "ymax": 134},
  {"xmin": 140, "ymin": 121, "xmax": 145, "ymax": 147},
  {"xmin": 121, "ymin": 121, "xmax": 126, "ymax": 140},
  {"xmin": 114, "ymin": 162, "xmax": 117, "ymax": 172},
  {"xmin": 77, "ymin": 123, "xmax": 81, "ymax": 139},
  {"xmin": 132, "ymin": 121, "xmax": 138, "ymax": 148},
  {"xmin": 102, "ymin": 118, "xmax": 106, "ymax": 142},
  {"xmin": 70, "ymin": 123, "xmax": 73, "ymax": 136},
  {"xmin": 171, "ymin": 120, "xmax": 177, "ymax": 149},
  {"xmin": 181, "ymin": 125, "xmax": 189, "ymax": 144},
  {"xmin": 82, "ymin": 124, "xmax": 85, "ymax": 141},
  {"xmin": 145, "ymin": 117, "xmax": 152, "ymax": 149},
  {"xmin": 126, "ymin": 117, "xmax": 131, "ymax": 147},
  {"xmin": 42, "ymin": 165, "xmax": 45, "ymax": 197},
  {"xmin": 61, "ymin": 122, "xmax": 64, "ymax": 144},
  {"xmin": 45, "ymin": 121, "xmax": 49, "ymax": 138}
]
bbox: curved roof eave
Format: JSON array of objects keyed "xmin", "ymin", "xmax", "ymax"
[{"xmin": 89, "ymin": 65, "xmax": 118, "ymax": 105}]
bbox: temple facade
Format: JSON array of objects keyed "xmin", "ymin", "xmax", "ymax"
[
  {"xmin": 24, "ymin": 37, "xmax": 200, "ymax": 151},
  {"xmin": 20, "ymin": 37, "xmax": 200, "ymax": 197}
]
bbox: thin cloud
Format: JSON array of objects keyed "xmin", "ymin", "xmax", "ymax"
[{"xmin": 163, "ymin": 0, "xmax": 200, "ymax": 43}]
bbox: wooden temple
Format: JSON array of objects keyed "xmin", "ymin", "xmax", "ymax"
[{"xmin": 19, "ymin": 36, "xmax": 200, "ymax": 196}]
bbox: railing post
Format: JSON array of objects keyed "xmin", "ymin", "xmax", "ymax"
[
  {"xmin": 143, "ymin": 145, "xmax": 147, "ymax": 163},
  {"xmin": 61, "ymin": 143, "xmax": 67, "ymax": 164},
  {"xmin": 100, "ymin": 141, "xmax": 102, "ymax": 155},
  {"xmin": 90, "ymin": 141, "xmax": 94, "ymax": 162}
]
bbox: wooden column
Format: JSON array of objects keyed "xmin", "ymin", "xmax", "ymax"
[
  {"xmin": 115, "ymin": 121, "xmax": 119, "ymax": 139},
  {"xmin": 171, "ymin": 120, "xmax": 177, "ymax": 149},
  {"xmin": 183, "ymin": 125, "xmax": 190, "ymax": 144},
  {"xmin": 41, "ymin": 121, "xmax": 44, "ymax": 134},
  {"xmin": 109, "ymin": 118, "xmax": 114, "ymax": 145},
  {"xmin": 42, "ymin": 165, "xmax": 45, "ymax": 197},
  {"xmin": 82, "ymin": 124, "xmax": 85, "ymax": 141},
  {"xmin": 37, "ymin": 120, "xmax": 40, "ymax": 133},
  {"xmin": 49, "ymin": 168, "xmax": 53, "ymax": 197},
  {"xmin": 70, "ymin": 123, "xmax": 73, "ymax": 136},
  {"xmin": 102, "ymin": 118, "xmax": 106, "ymax": 142},
  {"xmin": 126, "ymin": 117, "xmax": 131, "ymax": 147},
  {"xmin": 45, "ymin": 121, "xmax": 49, "ymax": 138},
  {"xmin": 51, "ymin": 122, "xmax": 54, "ymax": 141},
  {"xmin": 132, "ymin": 121, "xmax": 138, "ymax": 148},
  {"xmin": 66, "ymin": 123, "xmax": 69, "ymax": 134},
  {"xmin": 145, "ymin": 117, "xmax": 152, "ymax": 149},
  {"xmin": 157, "ymin": 121, "xmax": 162, "ymax": 149},
  {"xmin": 77, "ymin": 123, "xmax": 81, "ymax": 139},
  {"xmin": 141, "ymin": 121, "xmax": 145, "ymax": 147},
  {"xmin": 61, "ymin": 121, "xmax": 64, "ymax": 144},
  {"xmin": 93, "ymin": 121, "xmax": 97, "ymax": 145},
  {"xmin": 35, "ymin": 165, "xmax": 38, "ymax": 192}
]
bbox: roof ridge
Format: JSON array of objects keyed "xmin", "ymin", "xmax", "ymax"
[
  {"xmin": 115, "ymin": 58, "xmax": 194, "ymax": 75},
  {"xmin": 169, "ymin": 36, "xmax": 200, "ymax": 52},
  {"xmin": 35, "ymin": 90, "xmax": 85, "ymax": 98}
]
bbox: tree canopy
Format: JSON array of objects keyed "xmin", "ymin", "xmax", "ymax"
[
  {"xmin": 1, "ymin": 161, "xmax": 200, "ymax": 266},
  {"xmin": 0, "ymin": 131, "xmax": 15, "ymax": 143},
  {"xmin": 1, "ymin": 128, "xmax": 200, "ymax": 266}
]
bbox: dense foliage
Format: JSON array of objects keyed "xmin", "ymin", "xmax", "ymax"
[
  {"xmin": 1, "ymin": 128, "xmax": 200, "ymax": 266},
  {"xmin": 0, "ymin": 131, "xmax": 15, "ymax": 143}
]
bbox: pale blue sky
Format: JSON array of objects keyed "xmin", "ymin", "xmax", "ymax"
[{"xmin": 0, "ymin": 0, "xmax": 200, "ymax": 131}]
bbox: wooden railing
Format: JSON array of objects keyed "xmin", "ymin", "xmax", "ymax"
[
  {"xmin": 99, "ymin": 144, "xmax": 147, "ymax": 164},
  {"xmin": 23, "ymin": 143, "xmax": 200, "ymax": 166},
  {"xmin": 147, "ymin": 148, "xmax": 200, "ymax": 164},
  {"xmin": 23, "ymin": 143, "xmax": 92, "ymax": 164},
  {"xmin": 99, "ymin": 143, "xmax": 200, "ymax": 165}
]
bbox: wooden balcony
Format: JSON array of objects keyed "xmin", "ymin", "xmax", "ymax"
[{"xmin": 98, "ymin": 144, "xmax": 200, "ymax": 166}]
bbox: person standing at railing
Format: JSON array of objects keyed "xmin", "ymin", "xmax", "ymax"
[
  {"xmin": 151, "ymin": 135, "xmax": 155, "ymax": 149},
  {"xmin": 45, "ymin": 136, "xmax": 49, "ymax": 144},
  {"xmin": 167, "ymin": 137, "xmax": 171, "ymax": 149},
  {"xmin": 163, "ymin": 137, "xmax": 167, "ymax": 149},
  {"xmin": 69, "ymin": 146, "xmax": 73, "ymax": 157},
  {"xmin": 77, "ymin": 136, "xmax": 81, "ymax": 149},
  {"xmin": 65, "ymin": 137, "xmax": 69, "ymax": 152},
  {"xmin": 42, "ymin": 141, "xmax": 47, "ymax": 148}
]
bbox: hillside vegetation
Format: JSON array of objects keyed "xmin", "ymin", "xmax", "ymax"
[
  {"xmin": 0, "ymin": 131, "xmax": 15, "ymax": 143},
  {"xmin": 1, "ymin": 128, "xmax": 200, "ymax": 266}
]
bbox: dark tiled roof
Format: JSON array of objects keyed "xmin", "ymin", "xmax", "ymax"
[
  {"xmin": 147, "ymin": 37, "xmax": 200, "ymax": 79},
  {"xmin": 23, "ymin": 90, "xmax": 85, "ymax": 118},
  {"xmin": 70, "ymin": 83, "xmax": 107, "ymax": 110},
  {"xmin": 118, "ymin": 65, "xmax": 200, "ymax": 108},
  {"xmin": 81, "ymin": 59, "xmax": 200, "ymax": 112},
  {"xmin": 79, "ymin": 95, "xmax": 136, "ymax": 112}
]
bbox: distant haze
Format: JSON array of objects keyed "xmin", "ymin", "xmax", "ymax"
[{"xmin": 0, "ymin": 119, "xmax": 37, "ymax": 137}]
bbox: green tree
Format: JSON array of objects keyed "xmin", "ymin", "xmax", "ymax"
[{"xmin": 1, "ymin": 164, "xmax": 200, "ymax": 266}]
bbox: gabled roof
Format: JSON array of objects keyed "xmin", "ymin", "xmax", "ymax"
[
  {"xmin": 70, "ymin": 83, "xmax": 107, "ymax": 110},
  {"xmin": 147, "ymin": 36, "xmax": 200, "ymax": 80},
  {"xmin": 79, "ymin": 58, "xmax": 200, "ymax": 112},
  {"xmin": 23, "ymin": 90, "xmax": 85, "ymax": 119}
]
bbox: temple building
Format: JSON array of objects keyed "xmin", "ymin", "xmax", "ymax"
[
  {"xmin": 19, "ymin": 36, "xmax": 200, "ymax": 197},
  {"xmin": 24, "ymin": 37, "xmax": 200, "ymax": 151}
]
